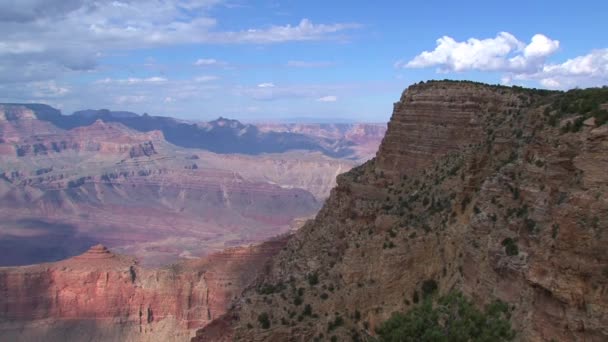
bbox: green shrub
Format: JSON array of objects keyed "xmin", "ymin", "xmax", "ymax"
[
  {"xmin": 376, "ymin": 291, "xmax": 515, "ymax": 342},
  {"xmin": 594, "ymin": 109, "xmax": 608, "ymax": 125},
  {"xmin": 258, "ymin": 312, "xmax": 271, "ymax": 329},
  {"xmin": 524, "ymin": 218, "xmax": 537, "ymax": 233},
  {"xmin": 307, "ymin": 272, "xmax": 319, "ymax": 286},
  {"xmin": 303, "ymin": 304, "xmax": 312, "ymax": 316},
  {"xmin": 421, "ymin": 279, "xmax": 438, "ymax": 298},
  {"xmin": 257, "ymin": 282, "xmax": 285, "ymax": 295},
  {"xmin": 327, "ymin": 315, "xmax": 344, "ymax": 331},
  {"xmin": 501, "ymin": 238, "xmax": 519, "ymax": 256}
]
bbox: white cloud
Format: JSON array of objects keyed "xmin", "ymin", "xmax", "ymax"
[
  {"xmin": 517, "ymin": 49, "xmax": 608, "ymax": 89},
  {"xmin": 403, "ymin": 32, "xmax": 558, "ymax": 73},
  {"xmin": 523, "ymin": 34, "xmax": 560, "ymax": 58},
  {"xmin": 0, "ymin": 0, "xmax": 359, "ymax": 84},
  {"xmin": 539, "ymin": 78, "xmax": 561, "ymax": 88},
  {"xmin": 257, "ymin": 82, "xmax": 275, "ymax": 88},
  {"xmin": 317, "ymin": 95, "xmax": 337, "ymax": 102},
  {"xmin": 402, "ymin": 32, "xmax": 608, "ymax": 89},
  {"xmin": 218, "ymin": 19, "xmax": 360, "ymax": 44},
  {"xmin": 542, "ymin": 49, "xmax": 608, "ymax": 76},
  {"xmin": 95, "ymin": 77, "xmax": 167, "ymax": 85}
]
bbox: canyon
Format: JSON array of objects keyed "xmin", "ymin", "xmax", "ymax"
[
  {"xmin": 0, "ymin": 103, "xmax": 384, "ymax": 341},
  {"xmin": 2, "ymin": 81, "xmax": 607, "ymax": 342},
  {"xmin": 193, "ymin": 81, "xmax": 608, "ymax": 342},
  {"xmin": 0, "ymin": 104, "xmax": 384, "ymax": 267}
]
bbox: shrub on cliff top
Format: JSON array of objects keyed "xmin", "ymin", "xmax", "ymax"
[{"xmin": 376, "ymin": 291, "xmax": 515, "ymax": 342}]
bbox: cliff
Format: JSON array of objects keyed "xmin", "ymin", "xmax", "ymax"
[
  {"xmin": 193, "ymin": 81, "xmax": 608, "ymax": 341},
  {"xmin": 0, "ymin": 239, "xmax": 286, "ymax": 341}
]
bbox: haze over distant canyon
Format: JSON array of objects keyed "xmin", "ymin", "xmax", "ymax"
[{"xmin": 0, "ymin": 103, "xmax": 385, "ymax": 267}]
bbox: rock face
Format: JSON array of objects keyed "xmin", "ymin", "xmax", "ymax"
[
  {"xmin": 194, "ymin": 81, "xmax": 608, "ymax": 342},
  {"xmin": 0, "ymin": 239, "xmax": 286, "ymax": 341},
  {"xmin": 256, "ymin": 123, "xmax": 387, "ymax": 161}
]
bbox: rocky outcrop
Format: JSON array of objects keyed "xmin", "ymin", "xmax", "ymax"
[
  {"xmin": 0, "ymin": 239, "xmax": 286, "ymax": 341},
  {"xmin": 1, "ymin": 114, "xmax": 162, "ymax": 157},
  {"xmin": 194, "ymin": 81, "xmax": 608, "ymax": 342}
]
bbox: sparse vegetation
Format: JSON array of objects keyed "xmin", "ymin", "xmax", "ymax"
[
  {"xmin": 376, "ymin": 291, "xmax": 515, "ymax": 342},
  {"xmin": 257, "ymin": 282, "xmax": 285, "ymax": 295},
  {"xmin": 502, "ymin": 238, "xmax": 519, "ymax": 256},
  {"xmin": 307, "ymin": 272, "xmax": 319, "ymax": 286},
  {"xmin": 547, "ymin": 87, "xmax": 608, "ymax": 131},
  {"xmin": 327, "ymin": 315, "xmax": 344, "ymax": 331},
  {"xmin": 421, "ymin": 279, "xmax": 438, "ymax": 298},
  {"xmin": 257, "ymin": 312, "xmax": 271, "ymax": 329}
]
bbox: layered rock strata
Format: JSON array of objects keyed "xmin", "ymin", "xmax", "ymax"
[
  {"xmin": 194, "ymin": 81, "xmax": 608, "ymax": 342},
  {"xmin": 0, "ymin": 239, "xmax": 286, "ymax": 341}
]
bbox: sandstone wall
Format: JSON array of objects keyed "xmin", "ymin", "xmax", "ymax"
[
  {"xmin": 0, "ymin": 239, "xmax": 286, "ymax": 341},
  {"xmin": 194, "ymin": 81, "xmax": 608, "ymax": 342}
]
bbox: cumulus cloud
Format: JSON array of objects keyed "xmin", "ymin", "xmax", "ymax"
[
  {"xmin": 317, "ymin": 95, "xmax": 337, "ymax": 102},
  {"xmin": 403, "ymin": 32, "xmax": 558, "ymax": 73},
  {"xmin": 402, "ymin": 32, "xmax": 608, "ymax": 89},
  {"xmin": 517, "ymin": 49, "xmax": 608, "ymax": 89}
]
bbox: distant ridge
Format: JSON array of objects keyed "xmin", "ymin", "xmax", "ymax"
[{"xmin": 3, "ymin": 105, "xmax": 382, "ymax": 157}]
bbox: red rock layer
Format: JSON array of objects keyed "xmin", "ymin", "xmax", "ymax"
[{"xmin": 0, "ymin": 238, "xmax": 287, "ymax": 340}]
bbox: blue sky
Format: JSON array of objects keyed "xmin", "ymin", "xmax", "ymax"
[{"xmin": 0, "ymin": 0, "xmax": 606, "ymax": 122}]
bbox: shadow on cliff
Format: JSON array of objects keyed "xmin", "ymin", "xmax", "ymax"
[
  {"xmin": 0, "ymin": 319, "xmax": 133, "ymax": 342},
  {"xmin": 0, "ymin": 219, "xmax": 98, "ymax": 266}
]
